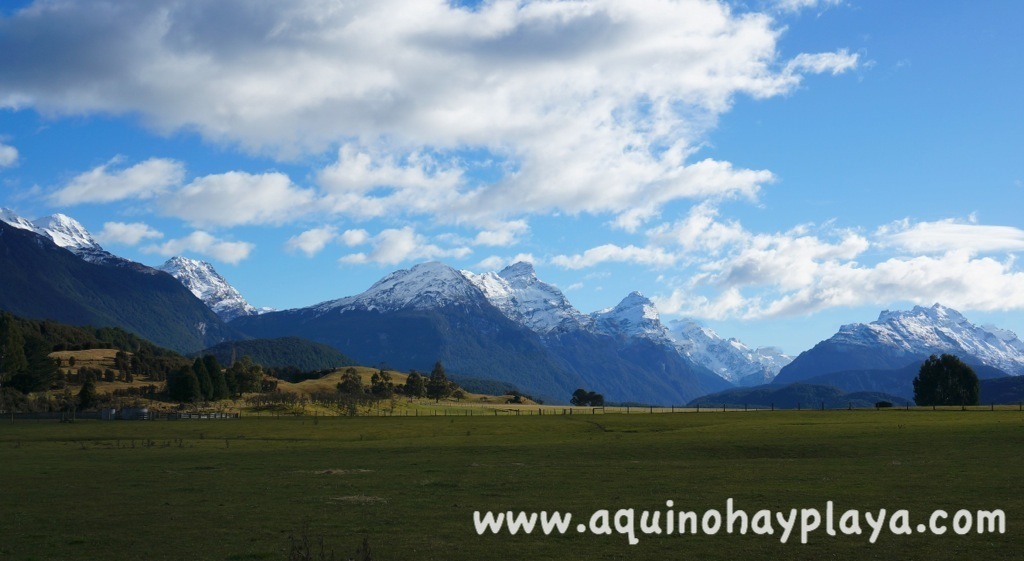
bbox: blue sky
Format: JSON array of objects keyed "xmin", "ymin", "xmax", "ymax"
[{"xmin": 1, "ymin": 0, "xmax": 1022, "ymax": 354}]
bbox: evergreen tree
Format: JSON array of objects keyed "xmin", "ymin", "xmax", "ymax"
[
  {"xmin": 77, "ymin": 376, "xmax": 98, "ymax": 409},
  {"xmin": 204, "ymin": 355, "xmax": 229, "ymax": 400},
  {"xmin": 404, "ymin": 370, "xmax": 426, "ymax": 398},
  {"xmin": 914, "ymin": 354, "xmax": 980, "ymax": 406},
  {"xmin": 8, "ymin": 337, "xmax": 60, "ymax": 393},
  {"xmin": 193, "ymin": 357, "xmax": 213, "ymax": 401},
  {"xmin": 0, "ymin": 314, "xmax": 28, "ymax": 383},
  {"xmin": 168, "ymin": 365, "xmax": 202, "ymax": 403},
  {"xmin": 426, "ymin": 361, "xmax": 453, "ymax": 403}
]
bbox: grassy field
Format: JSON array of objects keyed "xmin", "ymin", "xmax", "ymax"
[{"xmin": 0, "ymin": 409, "xmax": 1021, "ymax": 560}]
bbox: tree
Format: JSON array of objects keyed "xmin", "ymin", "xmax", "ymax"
[
  {"xmin": 570, "ymin": 388, "xmax": 604, "ymax": 407},
  {"xmin": 426, "ymin": 361, "xmax": 453, "ymax": 403},
  {"xmin": 77, "ymin": 376, "xmax": 98, "ymax": 409},
  {"xmin": 336, "ymin": 367, "xmax": 364, "ymax": 396},
  {"xmin": 226, "ymin": 355, "xmax": 263, "ymax": 395},
  {"xmin": 404, "ymin": 370, "xmax": 426, "ymax": 398},
  {"xmin": 193, "ymin": 357, "xmax": 212, "ymax": 401},
  {"xmin": 8, "ymin": 337, "xmax": 60, "ymax": 394},
  {"xmin": 167, "ymin": 365, "xmax": 202, "ymax": 403},
  {"xmin": 0, "ymin": 313, "xmax": 28, "ymax": 379},
  {"xmin": 913, "ymin": 354, "xmax": 980, "ymax": 406},
  {"xmin": 204, "ymin": 355, "xmax": 229, "ymax": 401},
  {"xmin": 370, "ymin": 369, "xmax": 394, "ymax": 399}
]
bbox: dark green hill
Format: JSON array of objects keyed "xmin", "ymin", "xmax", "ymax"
[
  {"xmin": 0, "ymin": 222, "xmax": 236, "ymax": 353},
  {"xmin": 198, "ymin": 337, "xmax": 355, "ymax": 371},
  {"xmin": 231, "ymin": 305, "xmax": 585, "ymax": 403},
  {"xmin": 687, "ymin": 382, "xmax": 906, "ymax": 409},
  {"xmin": 979, "ymin": 376, "xmax": 1024, "ymax": 404},
  {"xmin": 0, "ymin": 310, "xmax": 190, "ymax": 392}
]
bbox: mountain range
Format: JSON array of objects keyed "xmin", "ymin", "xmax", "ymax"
[
  {"xmin": 3, "ymin": 207, "xmax": 1024, "ymax": 404},
  {"xmin": 0, "ymin": 217, "xmax": 235, "ymax": 354}
]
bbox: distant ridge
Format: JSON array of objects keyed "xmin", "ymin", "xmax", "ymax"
[{"xmin": 199, "ymin": 337, "xmax": 354, "ymax": 371}]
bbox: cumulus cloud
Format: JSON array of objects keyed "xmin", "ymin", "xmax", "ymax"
[
  {"xmin": 144, "ymin": 231, "xmax": 254, "ymax": 264},
  {"xmin": 648, "ymin": 213, "xmax": 1024, "ymax": 320},
  {"xmin": 160, "ymin": 171, "xmax": 316, "ymax": 228},
  {"xmin": 50, "ymin": 157, "xmax": 184, "ymax": 205},
  {"xmin": 472, "ymin": 220, "xmax": 529, "ymax": 247},
  {"xmin": 285, "ymin": 225, "xmax": 338, "ymax": 257},
  {"xmin": 340, "ymin": 229, "xmax": 371, "ymax": 247},
  {"xmin": 0, "ymin": 142, "xmax": 18, "ymax": 168},
  {"xmin": 339, "ymin": 227, "xmax": 471, "ymax": 266},
  {"xmin": 1, "ymin": 0, "xmax": 857, "ymax": 229},
  {"xmin": 94, "ymin": 221, "xmax": 164, "ymax": 246}
]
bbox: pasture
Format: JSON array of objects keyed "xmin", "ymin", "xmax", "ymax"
[{"xmin": 0, "ymin": 409, "xmax": 1021, "ymax": 560}]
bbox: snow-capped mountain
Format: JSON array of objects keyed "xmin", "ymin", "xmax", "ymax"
[
  {"xmin": 463, "ymin": 262, "xmax": 587, "ymax": 333},
  {"xmin": 158, "ymin": 257, "xmax": 258, "ymax": 322},
  {"xmin": 0, "ymin": 219, "xmax": 235, "ymax": 354},
  {"xmin": 775, "ymin": 303, "xmax": 1024, "ymax": 384},
  {"xmin": 668, "ymin": 320, "xmax": 792, "ymax": 386},
  {"xmin": 0, "ymin": 208, "xmax": 122, "ymax": 264},
  {"xmin": 837, "ymin": 304, "xmax": 1024, "ymax": 374},
  {"xmin": 0, "ymin": 207, "xmax": 36, "ymax": 231},
  {"xmin": 591, "ymin": 292, "xmax": 673, "ymax": 344},
  {"xmin": 316, "ymin": 261, "xmax": 490, "ymax": 314}
]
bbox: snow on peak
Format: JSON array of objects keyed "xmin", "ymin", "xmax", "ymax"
[
  {"xmin": 836, "ymin": 303, "xmax": 1024, "ymax": 375},
  {"xmin": 463, "ymin": 261, "xmax": 586, "ymax": 334},
  {"xmin": 667, "ymin": 319, "xmax": 792, "ymax": 385},
  {"xmin": 591, "ymin": 292, "xmax": 671, "ymax": 342},
  {"xmin": 0, "ymin": 207, "xmax": 36, "ymax": 231},
  {"xmin": 319, "ymin": 261, "xmax": 486, "ymax": 313},
  {"xmin": 32, "ymin": 213, "xmax": 103, "ymax": 252},
  {"xmin": 158, "ymin": 256, "xmax": 258, "ymax": 322},
  {"xmin": 1, "ymin": 208, "xmax": 121, "ymax": 263}
]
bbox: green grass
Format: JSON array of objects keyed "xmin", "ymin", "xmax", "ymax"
[{"xmin": 0, "ymin": 410, "xmax": 1021, "ymax": 560}]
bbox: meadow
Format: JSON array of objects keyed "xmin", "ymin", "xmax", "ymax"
[{"xmin": 0, "ymin": 409, "xmax": 1021, "ymax": 560}]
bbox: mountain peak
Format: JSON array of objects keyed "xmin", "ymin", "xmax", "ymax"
[
  {"xmin": 827, "ymin": 303, "xmax": 1024, "ymax": 375},
  {"xmin": 667, "ymin": 319, "xmax": 793, "ymax": 385},
  {"xmin": 31, "ymin": 213, "xmax": 103, "ymax": 252},
  {"xmin": 321, "ymin": 260, "xmax": 486, "ymax": 313},
  {"xmin": 158, "ymin": 256, "xmax": 258, "ymax": 322},
  {"xmin": 0, "ymin": 207, "xmax": 36, "ymax": 231},
  {"xmin": 465, "ymin": 262, "xmax": 584, "ymax": 334},
  {"xmin": 592, "ymin": 291, "xmax": 669, "ymax": 342},
  {"xmin": 498, "ymin": 261, "xmax": 538, "ymax": 284}
]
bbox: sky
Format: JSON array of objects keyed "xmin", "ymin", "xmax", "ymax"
[{"xmin": 1, "ymin": 0, "xmax": 1022, "ymax": 355}]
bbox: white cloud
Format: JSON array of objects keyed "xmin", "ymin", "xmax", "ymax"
[
  {"xmin": 774, "ymin": 0, "xmax": 843, "ymax": 13},
  {"xmin": 339, "ymin": 227, "xmax": 471, "ymax": 266},
  {"xmin": 144, "ymin": 231, "xmax": 254, "ymax": 264},
  {"xmin": 161, "ymin": 171, "xmax": 316, "ymax": 228},
  {"xmin": 878, "ymin": 218, "xmax": 1024, "ymax": 255},
  {"xmin": 340, "ymin": 229, "xmax": 371, "ymax": 247},
  {"xmin": 650, "ymin": 213, "xmax": 1024, "ymax": 320},
  {"xmin": 2, "ymin": 0, "xmax": 857, "ymax": 229},
  {"xmin": 94, "ymin": 221, "xmax": 164, "ymax": 246},
  {"xmin": 785, "ymin": 50, "xmax": 860, "ymax": 76},
  {"xmin": 472, "ymin": 253, "xmax": 539, "ymax": 272},
  {"xmin": 551, "ymin": 243, "xmax": 677, "ymax": 270},
  {"xmin": 285, "ymin": 225, "xmax": 337, "ymax": 257},
  {"xmin": 50, "ymin": 157, "xmax": 184, "ymax": 205},
  {"xmin": 472, "ymin": 220, "xmax": 529, "ymax": 247},
  {"xmin": 0, "ymin": 142, "xmax": 18, "ymax": 168}
]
